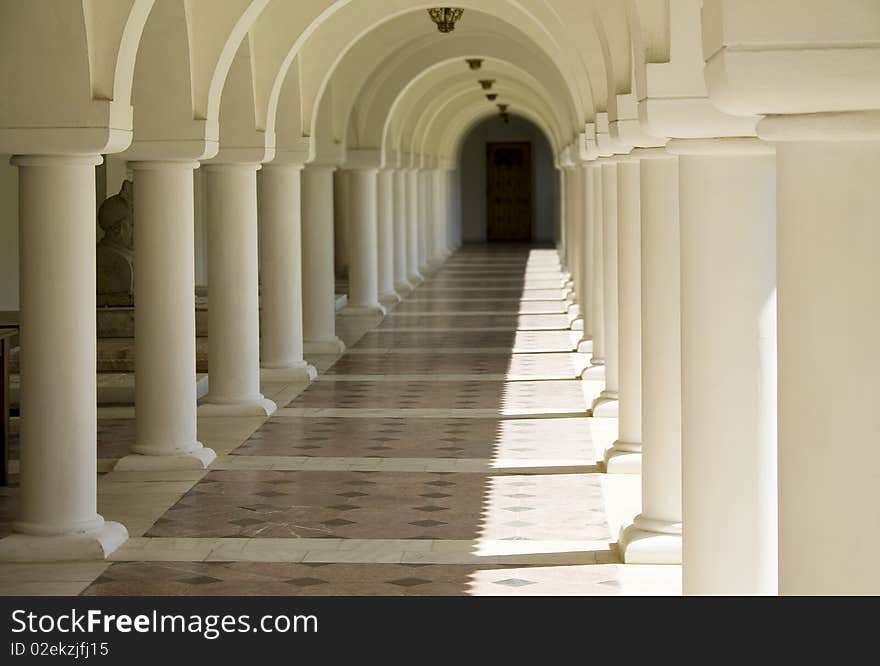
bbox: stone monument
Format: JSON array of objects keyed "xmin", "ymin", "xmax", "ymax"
[{"xmin": 96, "ymin": 180, "xmax": 134, "ymax": 307}]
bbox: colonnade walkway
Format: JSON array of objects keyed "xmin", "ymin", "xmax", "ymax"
[{"xmin": 0, "ymin": 245, "xmax": 679, "ymax": 596}]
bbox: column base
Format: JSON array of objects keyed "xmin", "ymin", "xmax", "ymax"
[
  {"xmin": 260, "ymin": 363, "xmax": 318, "ymax": 383},
  {"xmin": 115, "ymin": 445, "xmax": 217, "ymax": 472},
  {"xmin": 0, "ymin": 520, "xmax": 128, "ymax": 562},
  {"xmin": 565, "ymin": 293, "xmax": 575, "ymax": 304},
  {"xmin": 618, "ymin": 515, "xmax": 682, "ymax": 564},
  {"xmin": 379, "ymin": 290, "xmax": 402, "ymax": 307},
  {"xmin": 395, "ymin": 280, "xmax": 414, "ymax": 295},
  {"xmin": 604, "ymin": 442, "xmax": 642, "ymax": 474},
  {"xmin": 304, "ymin": 337, "xmax": 346, "ymax": 355},
  {"xmin": 592, "ymin": 392, "xmax": 619, "ymax": 417},
  {"xmin": 581, "ymin": 363, "xmax": 605, "ymax": 381},
  {"xmin": 570, "ymin": 317, "xmax": 584, "ymax": 332},
  {"xmin": 576, "ymin": 338, "xmax": 593, "ymax": 354},
  {"xmin": 340, "ymin": 304, "xmax": 387, "ymax": 317},
  {"xmin": 408, "ymin": 273, "xmax": 424, "ymax": 286},
  {"xmin": 567, "ymin": 304, "xmax": 580, "ymax": 318},
  {"xmin": 199, "ymin": 396, "xmax": 277, "ymax": 417}
]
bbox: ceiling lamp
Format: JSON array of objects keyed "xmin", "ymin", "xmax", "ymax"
[
  {"xmin": 428, "ymin": 8, "xmax": 464, "ymax": 33},
  {"xmin": 498, "ymin": 104, "xmax": 510, "ymax": 124},
  {"xmin": 486, "ymin": 94, "xmax": 498, "ymax": 102},
  {"xmin": 497, "ymin": 104, "xmax": 509, "ymax": 114},
  {"xmin": 479, "ymin": 79, "xmax": 495, "ymax": 91},
  {"xmin": 466, "ymin": 58, "xmax": 483, "ymax": 71}
]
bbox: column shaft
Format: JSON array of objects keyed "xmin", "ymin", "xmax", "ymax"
[
  {"xmin": 200, "ymin": 164, "xmax": 276, "ymax": 416},
  {"xmin": 406, "ymin": 170, "xmax": 423, "ymax": 285},
  {"xmin": 674, "ymin": 140, "xmax": 778, "ymax": 595},
  {"xmin": 618, "ymin": 152, "xmax": 682, "ymax": 563},
  {"xmin": 432, "ymin": 170, "xmax": 448, "ymax": 264},
  {"xmin": 566, "ymin": 168, "xmax": 582, "ymax": 324},
  {"xmin": 418, "ymin": 171, "xmax": 430, "ymax": 273},
  {"xmin": 593, "ymin": 160, "xmax": 620, "ymax": 415},
  {"xmin": 392, "ymin": 170, "xmax": 412, "ymax": 294},
  {"xmin": 258, "ymin": 164, "xmax": 316, "ymax": 382},
  {"xmin": 576, "ymin": 165, "xmax": 594, "ymax": 348},
  {"xmin": 606, "ymin": 156, "xmax": 643, "ymax": 472},
  {"xmin": 342, "ymin": 168, "xmax": 385, "ymax": 316},
  {"xmin": 117, "ymin": 161, "xmax": 215, "ymax": 471},
  {"xmin": 585, "ymin": 162, "xmax": 605, "ymax": 368},
  {"xmin": 771, "ymin": 125, "xmax": 880, "ymax": 594},
  {"xmin": 1, "ymin": 155, "xmax": 126, "ymax": 561},
  {"xmin": 376, "ymin": 169, "xmax": 399, "ymax": 306},
  {"xmin": 301, "ymin": 165, "xmax": 346, "ymax": 354}
]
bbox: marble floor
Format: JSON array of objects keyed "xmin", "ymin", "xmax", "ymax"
[{"xmin": 0, "ymin": 244, "xmax": 681, "ymax": 596}]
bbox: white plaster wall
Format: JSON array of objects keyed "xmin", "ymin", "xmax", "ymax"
[
  {"xmin": 0, "ymin": 156, "xmax": 18, "ymax": 311},
  {"xmin": 458, "ymin": 115, "xmax": 558, "ymax": 244}
]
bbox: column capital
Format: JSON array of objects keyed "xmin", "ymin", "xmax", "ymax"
[
  {"xmin": 303, "ymin": 162, "xmax": 337, "ymax": 173},
  {"xmin": 200, "ymin": 162, "xmax": 261, "ymax": 173},
  {"xmin": 757, "ymin": 110, "xmax": 880, "ymax": 143},
  {"xmin": 634, "ymin": 0, "xmax": 760, "ymax": 140},
  {"xmin": 10, "ymin": 154, "xmax": 103, "ymax": 168},
  {"xmin": 261, "ymin": 161, "xmax": 305, "ymax": 172},
  {"xmin": 127, "ymin": 160, "xmax": 200, "ymax": 171},
  {"xmin": 666, "ymin": 137, "xmax": 775, "ymax": 156},
  {"xmin": 345, "ymin": 148, "xmax": 383, "ymax": 170},
  {"xmin": 702, "ymin": 0, "xmax": 880, "ymax": 118}
]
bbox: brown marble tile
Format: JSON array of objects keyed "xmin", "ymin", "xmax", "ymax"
[
  {"xmin": 145, "ymin": 471, "xmax": 609, "ymax": 542},
  {"xmin": 284, "ymin": 379, "xmax": 587, "ymax": 411},
  {"xmin": 377, "ymin": 314, "xmax": 571, "ymax": 331},
  {"xmin": 325, "ymin": 352, "xmax": 581, "ymax": 377},
  {"xmin": 350, "ymin": 329, "xmax": 574, "ymax": 351},
  {"xmin": 82, "ymin": 561, "xmax": 622, "ymax": 596},
  {"xmin": 392, "ymin": 299, "xmax": 566, "ymax": 314},
  {"xmin": 233, "ymin": 416, "xmax": 597, "ymax": 460}
]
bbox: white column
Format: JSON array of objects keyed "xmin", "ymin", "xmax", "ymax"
[
  {"xmin": 576, "ymin": 164, "xmax": 594, "ymax": 350},
  {"xmin": 593, "ymin": 159, "xmax": 621, "ymax": 416},
  {"xmin": 302, "ymin": 165, "xmax": 346, "ymax": 354},
  {"xmin": 258, "ymin": 163, "xmax": 317, "ymax": 383},
  {"xmin": 618, "ymin": 151, "xmax": 682, "ymax": 563},
  {"xmin": 444, "ymin": 170, "xmax": 456, "ymax": 255},
  {"xmin": 605, "ymin": 154, "xmax": 642, "ymax": 473},
  {"xmin": 582, "ymin": 161, "xmax": 605, "ymax": 374},
  {"xmin": 559, "ymin": 169, "xmax": 569, "ymax": 277},
  {"xmin": 406, "ymin": 169, "xmax": 423, "ymax": 285},
  {"xmin": 376, "ymin": 169, "xmax": 400, "ymax": 307},
  {"xmin": 671, "ymin": 138, "xmax": 778, "ymax": 595},
  {"xmin": 341, "ymin": 167, "xmax": 385, "ymax": 316},
  {"xmin": 116, "ymin": 161, "xmax": 216, "ymax": 472},
  {"xmin": 0, "ymin": 155, "xmax": 127, "ymax": 562},
  {"xmin": 566, "ymin": 167, "xmax": 583, "ymax": 325},
  {"xmin": 199, "ymin": 163, "xmax": 276, "ymax": 416},
  {"xmin": 432, "ymin": 169, "xmax": 449, "ymax": 264},
  {"xmin": 392, "ymin": 169, "xmax": 413, "ymax": 295},
  {"xmin": 762, "ymin": 113, "xmax": 880, "ymax": 594},
  {"xmin": 418, "ymin": 170, "xmax": 431, "ymax": 274},
  {"xmin": 333, "ymin": 170, "xmax": 350, "ymax": 279}
]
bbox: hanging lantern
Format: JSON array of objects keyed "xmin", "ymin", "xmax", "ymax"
[
  {"xmin": 497, "ymin": 104, "xmax": 509, "ymax": 114},
  {"xmin": 466, "ymin": 59, "xmax": 483, "ymax": 71},
  {"xmin": 428, "ymin": 8, "xmax": 464, "ymax": 33},
  {"xmin": 486, "ymin": 94, "xmax": 498, "ymax": 102},
  {"xmin": 479, "ymin": 79, "xmax": 495, "ymax": 91}
]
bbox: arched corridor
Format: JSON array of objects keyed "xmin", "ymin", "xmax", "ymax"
[{"xmin": 0, "ymin": 1, "xmax": 878, "ymax": 598}]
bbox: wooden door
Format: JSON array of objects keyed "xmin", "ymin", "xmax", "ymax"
[{"xmin": 486, "ymin": 142, "xmax": 532, "ymax": 242}]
